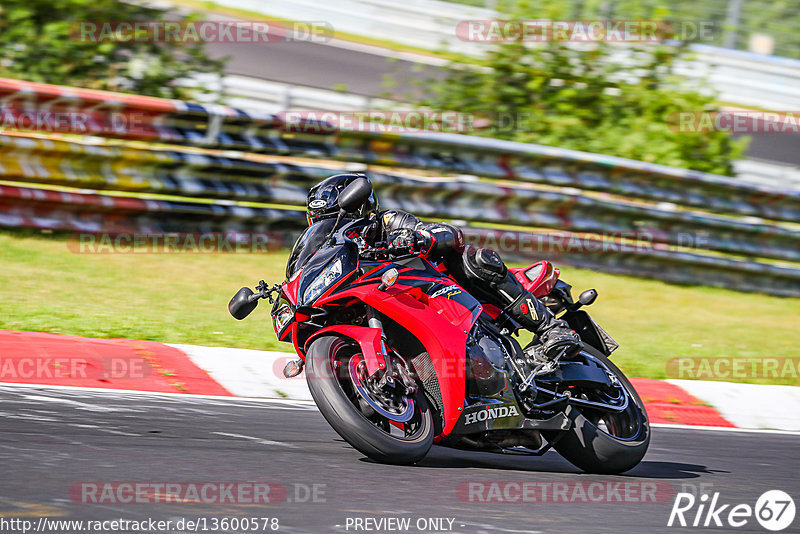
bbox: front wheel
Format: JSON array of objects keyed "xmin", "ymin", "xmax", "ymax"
[
  {"xmin": 306, "ymin": 335, "xmax": 434, "ymax": 465},
  {"xmin": 544, "ymin": 346, "xmax": 650, "ymax": 474}
]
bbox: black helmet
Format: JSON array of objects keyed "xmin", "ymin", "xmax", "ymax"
[{"xmin": 306, "ymin": 173, "xmax": 378, "ymax": 225}]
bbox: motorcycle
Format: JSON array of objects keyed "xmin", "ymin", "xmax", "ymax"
[{"xmin": 229, "ymin": 178, "xmax": 650, "ymax": 473}]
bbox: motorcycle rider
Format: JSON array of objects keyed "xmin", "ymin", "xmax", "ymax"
[{"xmin": 302, "ymin": 172, "xmax": 582, "ymax": 360}]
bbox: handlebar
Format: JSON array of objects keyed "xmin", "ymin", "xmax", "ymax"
[
  {"xmin": 249, "ymin": 280, "xmax": 283, "ymax": 303},
  {"xmin": 359, "ymin": 242, "xmax": 416, "ymax": 261}
]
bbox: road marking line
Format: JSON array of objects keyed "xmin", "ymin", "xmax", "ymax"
[
  {"xmin": 212, "ymin": 431, "xmax": 299, "ymax": 449},
  {"xmin": 651, "ymin": 422, "xmax": 800, "ymax": 436},
  {"xmin": 20, "ymin": 394, "xmax": 120, "ymax": 412},
  {"xmin": 5, "ymin": 383, "xmax": 799, "ymax": 435},
  {"xmin": 0, "ymin": 382, "xmax": 315, "ymax": 407}
]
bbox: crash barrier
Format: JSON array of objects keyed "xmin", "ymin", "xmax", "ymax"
[
  {"xmin": 2, "ymin": 133, "xmax": 800, "ymax": 263},
  {"xmin": 0, "ymin": 182, "xmax": 305, "ymax": 235},
  {"xmin": 2, "ymin": 131, "xmax": 800, "ymax": 296},
  {"xmin": 4, "ymin": 181, "xmax": 800, "ymax": 297},
  {"xmin": 2, "ymin": 78, "xmax": 798, "ymax": 224},
  {"xmin": 466, "ymin": 228, "xmax": 800, "ymax": 299},
  {"xmin": 1, "ymin": 78, "xmax": 800, "ymax": 295}
]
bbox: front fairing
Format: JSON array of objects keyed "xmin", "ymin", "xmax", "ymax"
[
  {"xmin": 292, "ymin": 218, "xmax": 370, "ymax": 307},
  {"xmin": 284, "ymin": 219, "xmax": 482, "ymax": 439},
  {"xmin": 316, "ymin": 256, "xmax": 483, "ymax": 331},
  {"xmin": 316, "ymin": 257, "xmax": 482, "ymax": 437},
  {"xmin": 286, "ymin": 218, "xmax": 338, "ymax": 279}
]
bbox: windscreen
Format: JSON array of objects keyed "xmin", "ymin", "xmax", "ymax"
[{"xmin": 285, "ymin": 219, "xmax": 338, "ymax": 279}]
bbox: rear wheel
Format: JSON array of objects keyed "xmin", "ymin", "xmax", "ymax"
[
  {"xmin": 544, "ymin": 346, "xmax": 650, "ymax": 474},
  {"xmin": 306, "ymin": 335, "xmax": 434, "ymax": 464}
]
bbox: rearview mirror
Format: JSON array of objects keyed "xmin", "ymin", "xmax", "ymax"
[
  {"xmin": 338, "ymin": 178, "xmax": 372, "ymax": 213},
  {"xmin": 229, "ymin": 287, "xmax": 258, "ymax": 320},
  {"xmin": 578, "ymin": 289, "xmax": 598, "ymax": 307}
]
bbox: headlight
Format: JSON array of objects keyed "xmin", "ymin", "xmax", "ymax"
[
  {"xmin": 273, "ymin": 304, "xmax": 294, "ymax": 334},
  {"xmin": 303, "ymin": 258, "xmax": 343, "ymax": 303}
]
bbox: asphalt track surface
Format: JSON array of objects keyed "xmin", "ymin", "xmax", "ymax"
[
  {"xmin": 207, "ymin": 39, "xmax": 445, "ymax": 98},
  {"xmin": 1, "ymin": 384, "xmax": 798, "ymax": 534}
]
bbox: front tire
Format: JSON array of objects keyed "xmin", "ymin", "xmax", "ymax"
[
  {"xmin": 306, "ymin": 335, "xmax": 434, "ymax": 465},
  {"xmin": 544, "ymin": 346, "xmax": 650, "ymax": 474}
]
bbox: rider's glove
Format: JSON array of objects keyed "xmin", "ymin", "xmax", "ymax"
[{"xmin": 387, "ymin": 228, "xmax": 434, "ymax": 257}]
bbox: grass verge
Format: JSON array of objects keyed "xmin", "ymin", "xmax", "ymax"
[{"xmin": 1, "ymin": 229, "xmax": 797, "ymax": 385}]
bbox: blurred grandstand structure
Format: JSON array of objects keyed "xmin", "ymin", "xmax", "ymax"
[
  {"xmin": 1, "ymin": 77, "xmax": 799, "ymax": 296},
  {"xmin": 242, "ymin": 0, "xmax": 800, "ymax": 59}
]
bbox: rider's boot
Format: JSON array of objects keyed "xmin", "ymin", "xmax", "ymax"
[{"xmin": 462, "ymin": 247, "xmax": 581, "ymax": 360}]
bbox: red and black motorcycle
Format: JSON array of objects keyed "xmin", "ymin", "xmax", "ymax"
[{"xmin": 229, "ymin": 178, "xmax": 649, "ymax": 473}]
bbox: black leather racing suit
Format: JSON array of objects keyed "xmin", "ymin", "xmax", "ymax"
[{"xmin": 378, "ymin": 209, "xmax": 581, "ymax": 359}]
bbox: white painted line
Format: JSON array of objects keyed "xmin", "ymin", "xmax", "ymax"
[
  {"xmin": 19, "ymin": 394, "xmax": 121, "ymax": 413},
  {"xmin": 212, "ymin": 431, "xmax": 299, "ymax": 448},
  {"xmin": 0, "ymin": 382, "xmax": 315, "ymax": 407},
  {"xmin": 651, "ymin": 423, "xmax": 800, "ymax": 436},
  {"xmin": 4, "ymin": 375, "xmax": 800, "ymax": 435}
]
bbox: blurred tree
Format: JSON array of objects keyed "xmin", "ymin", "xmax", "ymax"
[
  {"xmin": 0, "ymin": 0, "xmax": 225, "ymax": 99},
  {"xmin": 405, "ymin": 0, "xmax": 747, "ymax": 175},
  {"xmin": 443, "ymin": 0, "xmax": 800, "ymax": 59}
]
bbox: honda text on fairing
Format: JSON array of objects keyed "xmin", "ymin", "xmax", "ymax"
[{"xmin": 229, "ymin": 178, "xmax": 650, "ymax": 473}]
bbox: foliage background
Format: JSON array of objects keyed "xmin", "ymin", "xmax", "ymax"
[
  {"xmin": 395, "ymin": 0, "xmax": 748, "ymax": 175},
  {"xmin": 0, "ymin": 0, "xmax": 224, "ymax": 99}
]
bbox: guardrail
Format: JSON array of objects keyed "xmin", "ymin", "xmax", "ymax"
[
  {"xmin": 3, "ymin": 78, "xmax": 798, "ymax": 223},
  {"xmin": 1, "ymin": 78, "xmax": 799, "ymax": 296},
  {"xmin": 4, "ymin": 178, "xmax": 799, "ymax": 297},
  {"xmin": 3, "ymin": 132, "xmax": 800, "ymax": 262},
  {"xmin": 188, "ymin": 75, "xmax": 394, "ymax": 114}
]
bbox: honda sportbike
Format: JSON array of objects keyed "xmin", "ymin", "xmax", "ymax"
[{"xmin": 229, "ymin": 178, "xmax": 649, "ymax": 473}]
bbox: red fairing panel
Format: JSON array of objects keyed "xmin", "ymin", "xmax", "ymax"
[
  {"xmin": 284, "ymin": 272, "xmax": 301, "ymax": 306},
  {"xmin": 317, "ymin": 282, "xmax": 478, "ymax": 437},
  {"xmin": 304, "ymin": 325, "xmax": 386, "ymax": 376},
  {"xmin": 509, "ymin": 261, "xmax": 560, "ymax": 298}
]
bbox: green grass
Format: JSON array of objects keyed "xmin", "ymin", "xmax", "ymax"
[{"xmin": 1, "ymin": 230, "xmax": 798, "ymax": 385}]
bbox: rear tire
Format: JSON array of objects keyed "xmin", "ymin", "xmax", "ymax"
[
  {"xmin": 306, "ymin": 335, "xmax": 434, "ymax": 465},
  {"xmin": 544, "ymin": 346, "xmax": 650, "ymax": 474}
]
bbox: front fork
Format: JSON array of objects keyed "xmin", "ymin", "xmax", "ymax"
[{"xmin": 366, "ymin": 307, "xmax": 417, "ymax": 395}]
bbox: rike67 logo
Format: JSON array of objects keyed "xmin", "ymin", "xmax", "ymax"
[{"xmin": 668, "ymin": 490, "xmax": 795, "ymax": 531}]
